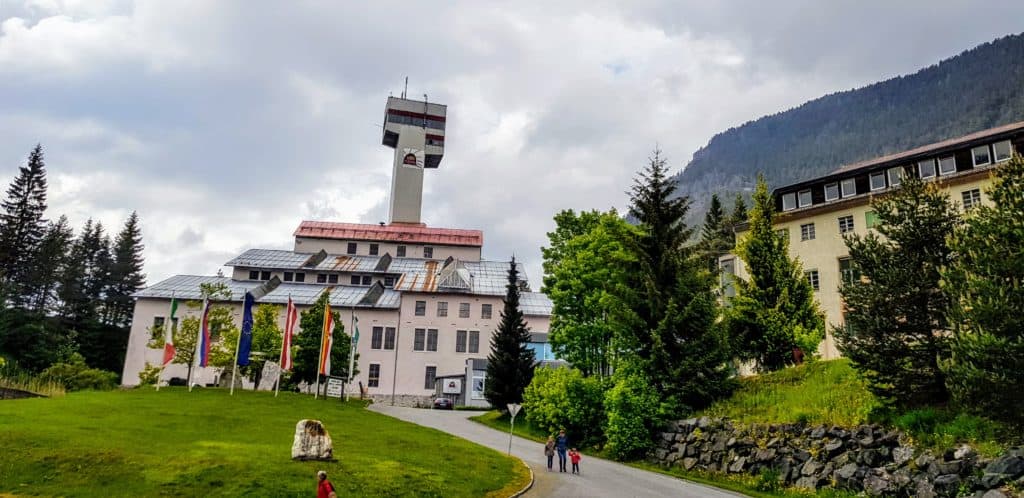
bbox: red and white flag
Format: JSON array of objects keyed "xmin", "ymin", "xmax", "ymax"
[
  {"xmin": 318, "ymin": 299, "xmax": 334, "ymax": 376},
  {"xmin": 161, "ymin": 297, "xmax": 178, "ymax": 367},
  {"xmin": 280, "ymin": 296, "xmax": 297, "ymax": 371}
]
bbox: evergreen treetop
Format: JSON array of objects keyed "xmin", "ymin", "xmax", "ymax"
[
  {"xmin": 485, "ymin": 257, "xmax": 535, "ymax": 410},
  {"xmin": 0, "ymin": 144, "xmax": 48, "ymax": 306}
]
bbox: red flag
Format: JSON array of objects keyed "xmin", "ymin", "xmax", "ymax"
[
  {"xmin": 161, "ymin": 297, "xmax": 178, "ymax": 366},
  {"xmin": 280, "ymin": 297, "xmax": 297, "ymax": 371},
  {"xmin": 318, "ymin": 300, "xmax": 334, "ymax": 376}
]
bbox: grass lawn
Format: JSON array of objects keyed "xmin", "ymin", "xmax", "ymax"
[
  {"xmin": 0, "ymin": 388, "xmax": 529, "ymax": 497},
  {"xmin": 469, "ymin": 410, "xmax": 551, "ymax": 445}
]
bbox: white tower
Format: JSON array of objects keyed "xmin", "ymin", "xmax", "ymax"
[{"xmin": 382, "ymin": 96, "xmax": 447, "ymax": 225}]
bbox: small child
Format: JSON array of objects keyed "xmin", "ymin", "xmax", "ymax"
[{"xmin": 569, "ymin": 448, "xmax": 581, "ymax": 474}]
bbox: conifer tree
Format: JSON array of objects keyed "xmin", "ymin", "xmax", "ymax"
[
  {"xmin": 106, "ymin": 212, "xmax": 146, "ymax": 327},
  {"xmin": 723, "ymin": 193, "xmax": 748, "ymax": 247},
  {"xmin": 57, "ymin": 220, "xmax": 94, "ymax": 323},
  {"xmin": 836, "ymin": 175, "xmax": 957, "ymax": 407},
  {"xmin": 698, "ymin": 193, "xmax": 733, "ymax": 271},
  {"xmin": 25, "ymin": 216, "xmax": 72, "ymax": 313},
  {"xmin": 0, "ymin": 144, "xmax": 48, "ymax": 306},
  {"xmin": 485, "ymin": 257, "xmax": 536, "ymax": 410},
  {"xmin": 941, "ymin": 154, "xmax": 1024, "ymax": 423},
  {"xmin": 726, "ymin": 175, "xmax": 824, "ymax": 372}
]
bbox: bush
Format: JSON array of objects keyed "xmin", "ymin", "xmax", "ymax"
[
  {"xmin": 603, "ymin": 370, "xmax": 661, "ymax": 460},
  {"xmin": 138, "ymin": 362, "xmax": 160, "ymax": 387},
  {"xmin": 41, "ymin": 353, "xmax": 118, "ymax": 391},
  {"xmin": 522, "ymin": 367, "xmax": 606, "ymax": 447}
]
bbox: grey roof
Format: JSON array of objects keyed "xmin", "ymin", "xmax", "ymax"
[
  {"xmin": 520, "ymin": 292, "xmax": 553, "ymax": 316},
  {"xmin": 134, "ymin": 275, "xmax": 401, "ymax": 308}
]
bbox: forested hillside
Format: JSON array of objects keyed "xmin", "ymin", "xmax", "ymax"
[{"xmin": 676, "ymin": 33, "xmax": 1024, "ymax": 221}]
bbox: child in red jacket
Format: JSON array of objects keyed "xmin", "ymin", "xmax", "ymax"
[{"xmin": 569, "ymin": 448, "xmax": 581, "ymax": 474}]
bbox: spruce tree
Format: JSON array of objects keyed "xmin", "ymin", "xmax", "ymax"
[
  {"xmin": 941, "ymin": 154, "xmax": 1024, "ymax": 424},
  {"xmin": 485, "ymin": 257, "xmax": 536, "ymax": 410},
  {"xmin": 726, "ymin": 175, "xmax": 824, "ymax": 372},
  {"xmin": 0, "ymin": 144, "xmax": 48, "ymax": 306},
  {"xmin": 724, "ymin": 193, "xmax": 749, "ymax": 247},
  {"xmin": 836, "ymin": 175, "xmax": 957, "ymax": 408},
  {"xmin": 57, "ymin": 220, "xmax": 93, "ymax": 323},
  {"xmin": 698, "ymin": 193, "xmax": 733, "ymax": 271},
  {"xmin": 25, "ymin": 216, "xmax": 72, "ymax": 313},
  {"xmin": 106, "ymin": 212, "xmax": 146, "ymax": 327},
  {"xmin": 617, "ymin": 149, "xmax": 733, "ymax": 413}
]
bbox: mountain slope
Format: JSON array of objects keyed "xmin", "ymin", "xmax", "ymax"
[{"xmin": 675, "ymin": 33, "xmax": 1024, "ymax": 221}]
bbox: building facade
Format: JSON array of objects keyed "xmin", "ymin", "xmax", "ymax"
[
  {"xmin": 121, "ymin": 96, "xmax": 554, "ymax": 406},
  {"xmin": 722, "ymin": 122, "xmax": 1024, "ymax": 359}
]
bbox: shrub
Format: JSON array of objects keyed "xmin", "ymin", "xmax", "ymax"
[
  {"xmin": 603, "ymin": 370, "xmax": 660, "ymax": 460},
  {"xmin": 138, "ymin": 362, "xmax": 160, "ymax": 387},
  {"xmin": 522, "ymin": 367, "xmax": 606, "ymax": 447},
  {"xmin": 41, "ymin": 353, "xmax": 118, "ymax": 391}
]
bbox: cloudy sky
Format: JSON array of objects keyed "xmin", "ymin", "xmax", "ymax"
[{"xmin": 1, "ymin": 1, "xmax": 1022, "ymax": 286}]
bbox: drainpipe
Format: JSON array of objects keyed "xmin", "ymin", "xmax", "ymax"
[{"xmin": 390, "ymin": 302, "xmax": 402, "ymax": 405}]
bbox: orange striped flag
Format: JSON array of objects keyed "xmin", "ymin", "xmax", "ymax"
[{"xmin": 318, "ymin": 299, "xmax": 334, "ymax": 376}]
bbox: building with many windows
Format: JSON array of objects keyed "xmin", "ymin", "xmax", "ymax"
[
  {"xmin": 721, "ymin": 122, "xmax": 1024, "ymax": 359},
  {"xmin": 121, "ymin": 96, "xmax": 554, "ymax": 406}
]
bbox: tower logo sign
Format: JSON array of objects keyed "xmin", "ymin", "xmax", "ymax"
[{"xmin": 402, "ymin": 148, "xmax": 424, "ymax": 169}]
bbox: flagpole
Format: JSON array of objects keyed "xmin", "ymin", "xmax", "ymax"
[
  {"xmin": 230, "ymin": 319, "xmax": 242, "ymax": 396},
  {"xmin": 191, "ymin": 297, "xmax": 209, "ymax": 393},
  {"xmin": 315, "ymin": 299, "xmax": 324, "ymax": 401},
  {"xmin": 346, "ymin": 311, "xmax": 356, "ymax": 401},
  {"xmin": 276, "ymin": 294, "xmax": 290, "ymax": 398},
  {"xmin": 157, "ymin": 291, "xmax": 175, "ymax": 391}
]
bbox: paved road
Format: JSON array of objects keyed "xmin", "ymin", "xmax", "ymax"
[{"xmin": 369, "ymin": 405, "xmax": 744, "ymax": 498}]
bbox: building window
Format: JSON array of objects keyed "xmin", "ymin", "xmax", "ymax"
[
  {"xmin": 258, "ymin": 271, "xmax": 269, "ymax": 280},
  {"xmin": 962, "ymin": 188, "xmax": 982, "ymax": 210},
  {"xmin": 371, "ymin": 326, "xmax": 383, "ymax": 349},
  {"xmin": 838, "ymin": 215, "xmax": 855, "ymax": 234},
  {"xmin": 800, "ymin": 223, "xmax": 816, "ymax": 241},
  {"xmin": 415, "ymin": 301, "xmax": 426, "ymax": 316},
  {"xmin": 918, "ymin": 159, "xmax": 936, "ymax": 179},
  {"xmin": 776, "ymin": 228, "xmax": 790, "ymax": 242},
  {"xmin": 437, "ymin": 301, "xmax": 448, "ymax": 317},
  {"xmin": 456, "ymin": 330, "xmax": 467, "ymax": 353},
  {"xmin": 459, "ymin": 302, "xmax": 470, "ymax": 318},
  {"xmin": 347, "ymin": 242, "xmax": 357, "ymax": 255},
  {"xmin": 249, "ymin": 270, "xmax": 259, "ymax": 280},
  {"xmin": 350, "ymin": 275, "xmax": 361, "ymax": 285},
  {"xmin": 469, "ymin": 331, "xmax": 480, "ymax": 353},
  {"xmin": 295, "ymin": 272, "xmax": 305, "ymax": 283},
  {"xmin": 328, "ymin": 274, "xmax": 338, "ymax": 284},
  {"xmin": 362, "ymin": 275, "xmax": 371, "ymax": 285},
  {"xmin": 870, "ymin": 172, "xmax": 886, "ymax": 191},
  {"xmin": 369, "ymin": 243, "xmax": 379, "ymax": 256},
  {"xmin": 397, "ymin": 245, "xmax": 406, "ymax": 257},
  {"xmin": 384, "ymin": 276, "xmax": 394, "ymax": 287},
  {"xmin": 284, "ymin": 271, "xmax": 294, "ymax": 282},
  {"xmin": 481, "ymin": 304, "xmax": 492, "ymax": 320},
  {"xmin": 471, "ymin": 374, "xmax": 485, "ymax": 400},
  {"xmin": 798, "ymin": 189, "xmax": 812, "ymax": 208},
  {"xmin": 993, "ymin": 140, "xmax": 1013, "ymax": 162},
  {"xmin": 939, "ymin": 156, "xmax": 957, "ymax": 175},
  {"xmin": 423, "ymin": 246, "xmax": 434, "ymax": 258},
  {"xmin": 368, "ymin": 364, "xmax": 380, "ymax": 387},
  {"xmin": 805, "ymin": 269, "xmax": 820, "ymax": 291},
  {"xmin": 781, "ymin": 193, "xmax": 796, "ymax": 211},
  {"xmin": 384, "ymin": 327, "xmax": 396, "ymax": 350},
  {"xmin": 972, "ymin": 145, "xmax": 992, "ymax": 167},
  {"xmin": 414, "ymin": 328, "xmax": 426, "ymax": 351},
  {"xmin": 841, "ymin": 178, "xmax": 856, "ymax": 198},
  {"xmin": 888, "ymin": 167, "xmax": 903, "ymax": 187},
  {"xmin": 426, "ymin": 329, "xmax": 438, "ymax": 352},
  {"xmin": 720, "ymin": 257, "xmax": 736, "ymax": 299},
  {"xmin": 153, "ymin": 316, "xmax": 166, "ymax": 331},
  {"xmin": 317, "ymin": 274, "xmax": 327, "ymax": 283},
  {"xmin": 424, "ymin": 366, "xmax": 437, "ymax": 390},
  {"xmin": 824, "ymin": 183, "xmax": 839, "ymax": 202},
  {"xmin": 865, "ymin": 210, "xmax": 881, "ymax": 229},
  {"xmin": 839, "ymin": 257, "xmax": 860, "ymax": 287}
]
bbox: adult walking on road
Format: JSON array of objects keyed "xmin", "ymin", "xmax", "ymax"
[
  {"xmin": 544, "ymin": 436, "xmax": 556, "ymax": 471},
  {"xmin": 555, "ymin": 428, "xmax": 569, "ymax": 473}
]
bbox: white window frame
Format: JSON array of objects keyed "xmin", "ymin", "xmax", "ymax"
[
  {"xmin": 805, "ymin": 269, "xmax": 820, "ymax": 291},
  {"xmin": 838, "ymin": 215, "xmax": 854, "ymax": 234},
  {"xmin": 840, "ymin": 178, "xmax": 856, "ymax": 198},
  {"xmin": 368, "ymin": 363, "xmax": 381, "ymax": 388},
  {"xmin": 824, "ymin": 183, "xmax": 839, "ymax": 202},
  {"xmin": 797, "ymin": 189, "xmax": 812, "ymax": 208},
  {"xmin": 782, "ymin": 193, "xmax": 796, "ymax": 211},
  {"xmin": 800, "ymin": 223, "xmax": 816, "ymax": 241},
  {"xmin": 972, "ymin": 145, "xmax": 991, "ymax": 167},
  {"xmin": 993, "ymin": 140, "xmax": 1013, "ymax": 162},
  {"xmin": 962, "ymin": 189, "xmax": 982, "ymax": 210},
  {"xmin": 869, "ymin": 172, "xmax": 886, "ymax": 191},
  {"xmin": 437, "ymin": 301, "xmax": 448, "ymax": 317},
  {"xmin": 887, "ymin": 167, "xmax": 903, "ymax": 187},
  {"xmin": 938, "ymin": 156, "xmax": 957, "ymax": 176},
  {"xmin": 459, "ymin": 302, "xmax": 471, "ymax": 318},
  {"xmin": 918, "ymin": 159, "xmax": 936, "ymax": 179}
]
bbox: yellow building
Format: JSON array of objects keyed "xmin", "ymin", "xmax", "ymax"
[{"xmin": 722, "ymin": 122, "xmax": 1024, "ymax": 359}]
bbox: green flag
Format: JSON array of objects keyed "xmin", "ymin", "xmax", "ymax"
[{"xmin": 352, "ymin": 315, "xmax": 359, "ymax": 345}]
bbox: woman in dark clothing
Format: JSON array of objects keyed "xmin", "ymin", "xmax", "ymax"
[{"xmin": 555, "ymin": 429, "xmax": 569, "ymax": 472}]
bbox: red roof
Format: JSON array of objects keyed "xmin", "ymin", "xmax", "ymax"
[{"xmin": 294, "ymin": 221, "xmax": 483, "ymax": 247}]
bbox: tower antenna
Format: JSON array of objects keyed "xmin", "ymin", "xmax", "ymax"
[{"xmin": 402, "ymin": 77, "xmax": 408, "ymax": 99}]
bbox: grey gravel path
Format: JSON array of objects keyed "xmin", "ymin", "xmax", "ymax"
[{"xmin": 368, "ymin": 404, "xmax": 746, "ymax": 498}]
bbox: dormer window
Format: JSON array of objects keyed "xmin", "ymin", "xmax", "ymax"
[
  {"xmin": 939, "ymin": 156, "xmax": 957, "ymax": 176},
  {"xmin": 918, "ymin": 159, "xmax": 936, "ymax": 179},
  {"xmin": 887, "ymin": 167, "xmax": 903, "ymax": 188},
  {"xmin": 824, "ymin": 183, "xmax": 839, "ymax": 202},
  {"xmin": 972, "ymin": 145, "xmax": 991, "ymax": 167},
  {"xmin": 994, "ymin": 140, "xmax": 1013, "ymax": 162},
  {"xmin": 870, "ymin": 172, "xmax": 886, "ymax": 191},
  {"xmin": 841, "ymin": 178, "xmax": 856, "ymax": 198},
  {"xmin": 782, "ymin": 193, "xmax": 796, "ymax": 211},
  {"xmin": 797, "ymin": 189, "xmax": 812, "ymax": 208}
]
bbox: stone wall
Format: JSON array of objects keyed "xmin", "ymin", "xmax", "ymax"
[
  {"xmin": 367, "ymin": 394, "xmax": 434, "ymax": 408},
  {"xmin": 0, "ymin": 387, "xmax": 42, "ymax": 400},
  {"xmin": 652, "ymin": 417, "xmax": 1024, "ymax": 497}
]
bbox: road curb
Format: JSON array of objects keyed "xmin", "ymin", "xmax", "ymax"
[{"xmin": 508, "ymin": 456, "xmax": 534, "ymax": 498}]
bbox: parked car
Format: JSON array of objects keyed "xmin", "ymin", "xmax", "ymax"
[{"xmin": 433, "ymin": 397, "xmax": 454, "ymax": 410}]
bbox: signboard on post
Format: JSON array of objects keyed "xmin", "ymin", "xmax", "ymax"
[
  {"xmin": 325, "ymin": 376, "xmax": 345, "ymax": 398},
  {"xmin": 442, "ymin": 378, "xmax": 462, "ymax": 394},
  {"xmin": 507, "ymin": 403, "xmax": 522, "ymax": 455}
]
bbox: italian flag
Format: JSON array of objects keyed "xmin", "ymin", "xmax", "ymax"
[{"xmin": 161, "ymin": 298, "xmax": 178, "ymax": 366}]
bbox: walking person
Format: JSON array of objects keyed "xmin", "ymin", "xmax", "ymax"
[
  {"xmin": 569, "ymin": 448, "xmax": 582, "ymax": 474},
  {"xmin": 316, "ymin": 470, "xmax": 337, "ymax": 498},
  {"xmin": 555, "ymin": 428, "xmax": 569, "ymax": 473},
  {"xmin": 544, "ymin": 436, "xmax": 556, "ymax": 471}
]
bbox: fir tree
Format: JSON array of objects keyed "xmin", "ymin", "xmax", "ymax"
[
  {"xmin": 617, "ymin": 149, "xmax": 733, "ymax": 413},
  {"xmin": 485, "ymin": 257, "xmax": 536, "ymax": 410},
  {"xmin": 290, "ymin": 291, "xmax": 350, "ymax": 393},
  {"xmin": 726, "ymin": 175, "xmax": 824, "ymax": 372},
  {"xmin": 0, "ymin": 144, "xmax": 48, "ymax": 306},
  {"xmin": 941, "ymin": 154, "xmax": 1024, "ymax": 424},
  {"xmin": 724, "ymin": 193, "xmax": 748, "ymax": 246},
  {"xmin": 106, "ymin": 212, "xmax": 146, "ymax": 327},
  {"xmin": 698, "ymin": 193, "xmax": 733, "ymax": 271},
  {"xmin": 25, "ymin": 216, "xmax": 72, "ymax": 313},
  {"xmin": 836, "ymin": 175, "xmax": 957, "ymax": 408},
  {"xmin": 56, "ymin": 220, "xmax": 94, "ymax": 324}
]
